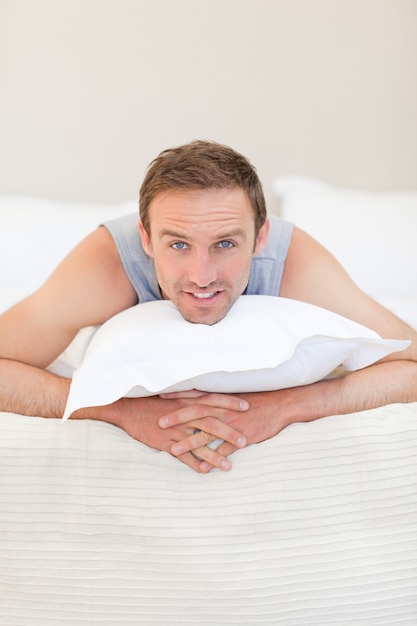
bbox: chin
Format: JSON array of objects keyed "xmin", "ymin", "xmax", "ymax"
[
  {"xmin": 170, "ymin": 291, "xmax": 239, "ymax": 325},
  {"xmin": 178, "ymin": 306, "xmax": 230, "ymax": 326}
]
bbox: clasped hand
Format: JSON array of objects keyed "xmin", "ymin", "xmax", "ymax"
[
  {"xmin": 158, "ymin": 390, "xmax": 249, "ymax": 473},
  {"xmin": 119, "ymin": 388, "xmax": 286, "ymax": 473}
]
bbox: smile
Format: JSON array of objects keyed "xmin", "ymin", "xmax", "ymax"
[{"xmin": 192, "ymin": 292, "xmax": 218, "ymax": 299}]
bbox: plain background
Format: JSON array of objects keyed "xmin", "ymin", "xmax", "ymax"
[{"xmin": 0, "ymin": 0, "xmax": 416, "ymax": 213}]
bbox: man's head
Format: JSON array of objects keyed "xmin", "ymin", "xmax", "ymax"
[
  {"xmin": 138, "ymin": 141, "xmax": 270, "ymax": 325},
  {"xmin": 139, "ymin": 140, "xmax": 267, "ymax": 238}
]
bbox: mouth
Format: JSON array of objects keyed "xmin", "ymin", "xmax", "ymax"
[
  {"xmin": 182, "ymin": 290, "xmax": 225, "ymax": 307},
  {"xmin": 178, "ymin": 289, "xmax": 229, "ymax": 324},
  {"xmin": 192, "ymin": 291, "xmax": 219, "ymax": 299}
]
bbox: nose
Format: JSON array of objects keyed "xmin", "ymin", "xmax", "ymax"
[{"xmin": 188, "ymin": 250, "xmax": 217, "ymax": 287}]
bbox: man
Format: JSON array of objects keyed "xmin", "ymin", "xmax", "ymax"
[{"xmin": 1, "ymin": 140, "xmax": 416, "ymax": 473}]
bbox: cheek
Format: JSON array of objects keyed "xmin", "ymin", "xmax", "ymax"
[
  {"xmin": 153, "ymin": 256, "xmax": 180, "ymax": 286},
  {"xmin": 230, "ymin": 250, "xmax": 254, "ymax": 272}
]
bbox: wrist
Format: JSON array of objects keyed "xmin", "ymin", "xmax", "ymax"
[{"xmin": 70, "ymin": 396, "xmax": 127, "ymax": 427}]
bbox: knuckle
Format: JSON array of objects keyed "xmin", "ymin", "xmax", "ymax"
[
  {"xmin": 202, "ymin": 393, "xmax": 221, "ymax": 406},
  {"xmin": 192, "ymin": 405, "xmax": 205, "ymax": 418},
  {"xmin": 201, "ymin": 431, "xmax": 213, "ymax": 445},
  {"xmin": 201, "ymin": 416, "xmax": 219, "ymax": 431}
]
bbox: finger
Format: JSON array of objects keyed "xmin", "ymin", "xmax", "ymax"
[
  {"xmin": 159, "ymin": 390, "xmax": 206, "ymax": 399},
  {"xmin": 189, "ymin": 444, "xmax": 232, "ymax": 472},
  {"xmin": 171, "ymin": 419, "xmax": 246, "ymax": 454},
  {"xmin": 198, "ymin": 460, "xmax": 215, "ymax": 473},
  {"xmin": 177, "ymin": 451, "xmax": 212, "ymax": 474},
  {"xmin": 216, "ymin": 441, "xmax": 238, "ymax": 458},
  {"xmin": 159, "ymin": 396, "xmax": 248, "ymax": 429},
  {"xmin": 195, "ymin": 417, "xmax": 247, "ymax": 448},
  {"xmin": 172, "ymin": 428, "xmax": 214, "ymax": 455},
  {"xmin": 198, "ymin": 393, "xmax": 249, "ymax": 411},
  {"xmin": 189, "ymin": 430, "xmax": 224, "ymax": 460}
]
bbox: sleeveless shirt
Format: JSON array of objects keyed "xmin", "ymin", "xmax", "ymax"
[{"xmin": 102, "ymin": 213, "xmax": 294, "ymax": 303}]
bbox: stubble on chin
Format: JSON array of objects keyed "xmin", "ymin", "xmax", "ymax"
[{"xmin": 175, "ymin": 295, "xmax": 239, "ymax": 326}]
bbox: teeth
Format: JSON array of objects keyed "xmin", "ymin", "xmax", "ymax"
[{"xmin": 193, "ymin": 292, "xmax": 216, "ymax": 299}]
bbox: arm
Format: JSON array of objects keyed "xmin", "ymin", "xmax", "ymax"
[
  {"xmin": 0, "ymin": 225, "xmax": 136, "ymax": 416},
  {"xmin": 214, "ymin": 359, "xmax": 417, "ymax": 458},
  {"xmin": 0, "ymin": 356, "xmax": 246, "ymax": 472},
  {"xmin": 0, "ymin": 226, "xmax": 137, "ymax": 415},
  {"xmin": 280, "ymin": 227, "xmax": 417, "ymax": 356},
  {"xmin": 0, "ymin": 226, "xmax": 247, "ymax": 472}
]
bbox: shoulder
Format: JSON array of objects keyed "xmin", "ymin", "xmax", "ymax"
[
  {"xmin": 280, "ymin": 227, "xmax": 412, "ymax": 339},
  {"xmin": 102, "ymin": 213, "xmax": 142, "ymax": 246},
  {"xmin": 0, "ymin": 225, "xmax": 138, "ymax": 367},
  {"xmin": 37, "ymin": 225, "xmax": 138, "ymax": 327},
  {"xmin": 280, "ymin": 226, "xmax": 357, "ymax": 306}
]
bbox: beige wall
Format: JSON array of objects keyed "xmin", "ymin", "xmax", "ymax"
[{"xmin": 0, "ymin": 0, "xmax": 416, "ymax": 212}]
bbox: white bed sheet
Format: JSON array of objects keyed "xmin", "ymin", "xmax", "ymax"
[
  {"xmin": 1, "ymin": 404, "xmax": 417, "ymax": 625},
  {"xmin": 1, "ymin": 194, "xmax": 417, "ymax": 624}
]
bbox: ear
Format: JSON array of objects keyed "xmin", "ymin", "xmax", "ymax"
[
  {"xmin": 138, "ymin": 221, "xmax": 153, "ymax": 257},
  {"xmin": 253, "ymin": 217, "xmax": 270, "ymax": 256}
]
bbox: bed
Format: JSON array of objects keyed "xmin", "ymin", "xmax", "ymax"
[{"xmin": 1, "ymin": 183, "xmax": 417, "ymax": 625}]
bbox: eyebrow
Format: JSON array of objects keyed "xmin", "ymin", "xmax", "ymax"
[{"xmin": 159, "ymin": 228, "xmax": 248, "ymax": 240}]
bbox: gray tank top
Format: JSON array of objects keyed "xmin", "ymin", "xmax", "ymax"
[{"xmin": 103, "ymin": 213, "xmax": 294, "ymax": 303}]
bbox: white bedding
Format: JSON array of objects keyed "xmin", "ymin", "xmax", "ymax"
[
  {"xmin": 1, "ymin": 192, "xmax": 417, "ymax": 624},
  {"xmin": 1, "ymin": 404, "xmax": 417, "ymax": 625}
]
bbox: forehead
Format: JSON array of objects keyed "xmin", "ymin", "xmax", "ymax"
[{"xmin": 148, "ymin": 187, "xmax": 255, "ymax": 234}]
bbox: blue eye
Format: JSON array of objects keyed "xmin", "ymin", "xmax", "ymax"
[
  {"xmin": 172, "ymin": 242, "xmax": 188, "ymax": 250},
  {"xmin": 217, "ymin": 240, "xmax": 233, "ymax": 248}
]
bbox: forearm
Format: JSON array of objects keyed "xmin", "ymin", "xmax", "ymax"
[
  {"xmin": 0, "ymin": 358, "xmax": 169, "ymax": 427},
  {"xmin": 199, "ymin": 360, "xmax": 417, "ymax": 460},
  {"xmin": 0, "ymin": 358, "xmax": 71, "ymax": 417},
  {"xmin": 0, "ymin": 358, "xmax": 136, "ymax": 424},
  {"xmin": 0, "ymin": 355, "xmax": 249, "ymax": 474},
  {"xmin": 272, "ymin": 360, "xmax": 417, "ymax": 429}
]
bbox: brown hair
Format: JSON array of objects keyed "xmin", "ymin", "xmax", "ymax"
[{"xmin": 139, "ymin": 140, "xmax": 267, "ymax": 236}]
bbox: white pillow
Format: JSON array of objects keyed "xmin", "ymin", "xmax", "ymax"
[
  {"xmin": 62, "ymin": 296, "xmax": 408, "ymax": 420},
  {"xmin": 48, "ymin": 326, "xmax": 98, "ymax": 378},
  {"xmin": 272, "ymin": 177, "xmax": 417, "ymax": 328},
  {"xmin": 0, "ymin": 196, "xmax": 136, "ymax": 312}
]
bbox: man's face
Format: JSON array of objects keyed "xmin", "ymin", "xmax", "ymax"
[{"xmin": 139, "ymin": 188, "xmax": 269, "ymax": 325}]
